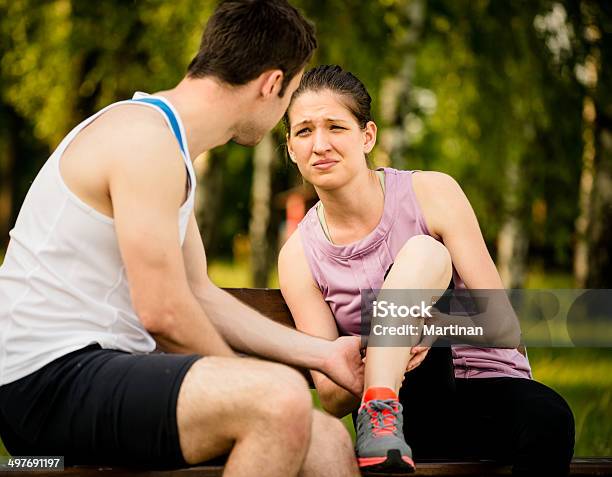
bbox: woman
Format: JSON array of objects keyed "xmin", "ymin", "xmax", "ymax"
[{"xmin": 278, "ymin": 65, "xmax": 574, "ymax": 475}]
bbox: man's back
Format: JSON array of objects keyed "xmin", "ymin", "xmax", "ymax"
[{"xmin": 0, "ymin": 94, "xmax": 195, "ymax": 386}]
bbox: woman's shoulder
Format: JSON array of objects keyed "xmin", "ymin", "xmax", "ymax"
[
  {"xmin": 383, "ymin": 167, "xmax": 459, "ymax": 189},
  {"xmin": 408, "ymin": 170, "xmax": 466, "ymax": 239},
  {"xmin": 410, "ymin": 169, "xmax": 458, "ymax": 185},
  {"xmin": 410, "ymin": 170, "xmax": 463, "ymax": 200},
  {"xmin": 278, "ymin": 229, "xmax": 322, "ymax": 291},
  {"xmin": 279, "ymin": 229, "xmax": 305, "ymax": 265}
]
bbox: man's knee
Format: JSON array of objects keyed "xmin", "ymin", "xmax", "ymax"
[
  {"xmin": 305, "ymin": 411, "xmax": 358, "ymax": 476},
  {"xmin": 177, "ymin": 358, "xmax": 313, "ymax": 463},
  {"xmin": 181, "ymin": 359, "xmax": 310, "ymax": 422},
  {"xmin": 260, "ymin": 363, "xmax": 313, "ymax": 424}
]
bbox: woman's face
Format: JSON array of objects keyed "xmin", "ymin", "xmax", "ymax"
[{"xmin": 286, "ymin": 89, "xmax": 376, "ymax": 190}]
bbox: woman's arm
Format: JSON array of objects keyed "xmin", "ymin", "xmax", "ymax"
[
  {"xmin": 413, "ymin": 171, "xmax": 504, "ymax": 289},
  {"xmin": 413, "ymin": 172, "xmax": 521, "ymax": 347},
  {"xmin": 279, "ymin": 231, "xmax": 362, "ymax": 417}
]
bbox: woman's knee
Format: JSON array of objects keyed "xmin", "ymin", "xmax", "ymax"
[
  {"xmin": 396, "ymin": 235, "xmax": 452, "ymax": 284},
  {"xmin": 521, "ymin": 394, "xmax": 575, "ymax": 460}
]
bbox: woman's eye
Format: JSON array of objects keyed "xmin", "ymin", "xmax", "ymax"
[
  {"xmin": 296, "ymin": 128, "xmax": 310, "ymax": 136},
  {"xmin": 331, "ymin": 125, "xmax": 345, "ymax": 130}
]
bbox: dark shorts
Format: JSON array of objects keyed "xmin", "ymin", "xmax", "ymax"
[{"xmin": 0, "ymin": 345, "xmax": 201, "ymax": 468}]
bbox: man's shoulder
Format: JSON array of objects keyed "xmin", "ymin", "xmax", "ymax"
[
  {"xmin": 59, "ymin": 102, "xmax": 186, "ymax": 218},
  {"xmin": 91, "ymin": 103, "xmax": 177, "ymax": 152},
  {"xmin": 81, "ymin": 103, "xmax": 185, "ymax": 176}
]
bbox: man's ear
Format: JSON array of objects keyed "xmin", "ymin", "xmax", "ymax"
[
  {"xmin": 363, "ymin": 121, "xmax": 377, "ymax": 154},
  {"xmin": 260, "ymin": 69, "xmax": 284, "ymax": 98}
]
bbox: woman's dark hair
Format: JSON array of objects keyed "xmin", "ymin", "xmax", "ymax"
[
  {"xmin": 283, "ymin": 65, "xmax": 372, "ymax": 131},
  {"xmin": 188, "ymin": 0, "xmax": 317, "ymax": 96}
]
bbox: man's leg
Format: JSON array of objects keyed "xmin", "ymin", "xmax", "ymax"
[
  {"xmin": 299, "ymin": 410, "xmax": 360, "ymax": 477},
  {"xmin": 177, "ymin": 357, "xmax": 312, "ymax": 476},
  {"xmin": 177, "ymin": 357, "xmax": 359, "ymax": 477}
]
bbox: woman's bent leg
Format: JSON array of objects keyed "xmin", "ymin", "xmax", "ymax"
[
  {"xmin": 455, "ymin": 377, "xmax": 575, "ymax": 476},
  {"xmin": 364, "ymin": 235, "xmax": 452, "ymax": 393},
  {"xmin": 399, "ymin": 344, "xmax": 457, "ymax": 460}
]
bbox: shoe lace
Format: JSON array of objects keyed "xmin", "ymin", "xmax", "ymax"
[{"xmin": 364, "ymin": 399, "xmax": 400, "ymax": 436}]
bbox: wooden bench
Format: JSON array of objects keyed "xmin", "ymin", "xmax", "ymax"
[
  {"xmin": 4, "ymin": 458, "xmax": 612, "ymax": 476},
  {"xmin": 2, "ymin": 289, "xmax": 610, "ymax": 476}
]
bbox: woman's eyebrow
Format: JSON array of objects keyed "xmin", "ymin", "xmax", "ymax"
[
  {"xmin": 292, "ymin": 119, "xmax": 312, "ymax": 130},
  {"xmin": 292, "ymin": 117, "xmax": 350, "ymax": 130}
]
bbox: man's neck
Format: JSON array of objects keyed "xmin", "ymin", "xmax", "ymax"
[{"xmin": 155, "ymin": 76, "xmax": 249, "ymax": 159}]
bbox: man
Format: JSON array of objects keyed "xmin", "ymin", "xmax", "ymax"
[{"xmin": 0, "ymin": 2, "xmax": 363, "ymax": 476}]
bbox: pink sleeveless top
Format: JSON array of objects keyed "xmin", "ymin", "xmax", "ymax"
[{"xmin": 298, "ymin": 168, "xmax": 531, "ymax": 379}]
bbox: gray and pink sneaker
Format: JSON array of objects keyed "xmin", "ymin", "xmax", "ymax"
[{"xmin": 356, "ymin": 388, "xmax": 415, "ymax": 473}]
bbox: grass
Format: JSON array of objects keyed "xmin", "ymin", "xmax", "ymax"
[
  {"xmin": 207, "ymin": 259, "xmax": 279, "ymax": 288},
  {"xmin": 525, "ymin": 268, "xmax": 576, "ymax": 288},
  {"xmin": 0, "ymin": 259, "xmax": 609, "ymax": 457}
]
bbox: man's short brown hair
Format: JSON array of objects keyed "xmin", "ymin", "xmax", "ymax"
[{"xmin": 187, "ymin": 0, "xmax": 317, "ymax": 96}]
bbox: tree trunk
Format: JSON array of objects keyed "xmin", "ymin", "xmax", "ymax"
[
  {"xmin": 586, "ymin": 117, "xmax": 612, "ymax": 287},
  {"xmin": 378, "ymin": 0, "xmax": 426, "ymax": 169},
  {"xmin": 497, "ymin": 159, "xmax": 529, "ymax": 288},
  {"xmin": 0, "ymin": 109, "xmax": 16, "ymax": 250},
  {"xmin": 571, "ymin": 0, "xmax": 612, "ymax": 287},
  {"xmin": 574, "ymin": 95, "xmax": 597, "ymax": 287},
  {"xmin": 196, "ymin": 150, "xmax": 224, "ymax": 255},
  {"xmin": 249, "ymin": 133, "xmax": 276, "ymax": 287},
  {"xmin": 583, "ymin": 1, "xmax": 612, "ymax": 287}
]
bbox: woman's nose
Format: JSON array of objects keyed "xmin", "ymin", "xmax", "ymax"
[{"xmin": 312, "ymin": 129, "xmax": 331, "ymax": 154}]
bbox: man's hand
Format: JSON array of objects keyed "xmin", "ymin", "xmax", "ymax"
[
  {"xmin": 406, "ymin": 345, "xmax": 430, "ymax": 372},
  {"xmin": 320, "ymin": 336, "xmax": 364, "ymax": 397}
]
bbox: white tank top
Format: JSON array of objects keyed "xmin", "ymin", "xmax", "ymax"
[{"xmin": 0, "ymin": 92, "xmax": 196, "ymax": 385}]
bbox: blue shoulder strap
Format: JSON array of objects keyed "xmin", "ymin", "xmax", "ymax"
[{"xmin": 132, "ymin": 97, "xmax": 185, "ymax": 156}]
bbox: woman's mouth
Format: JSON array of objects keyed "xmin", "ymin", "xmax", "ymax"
[{"xmin": 312, "ymin": 159, "xmax": 338, "ymax": 170}]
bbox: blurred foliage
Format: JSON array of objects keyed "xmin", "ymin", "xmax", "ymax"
[{"xmin": 0, "ymin": 0, "xmax": 605, "ymax": 272}]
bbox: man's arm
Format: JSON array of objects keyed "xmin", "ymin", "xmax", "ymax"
[
  {"xmin": 109, "ymin": 121, "xmax": 233, "ymax": 357},
  {"xmin": 182, "ymin": 212, "xmax": 364, "ymax": 396}
]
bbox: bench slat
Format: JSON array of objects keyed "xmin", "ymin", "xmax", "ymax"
[
  {"xmin": 224, "ymin": 288, "xmax": 295, "ymax": 328},
  {"xmin": 7, "ymin": 459, "xmax": 611, "ymax": 477}
]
